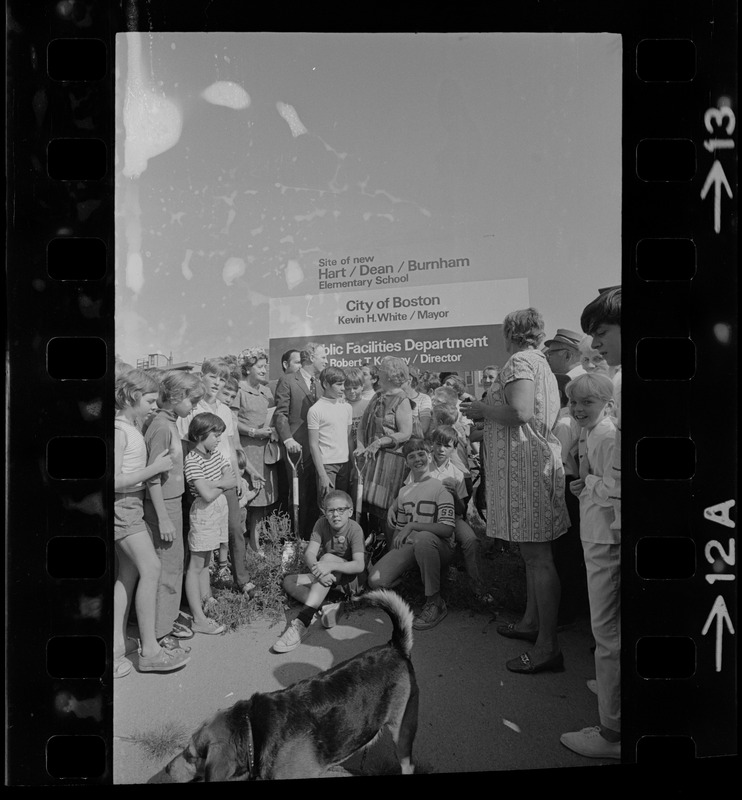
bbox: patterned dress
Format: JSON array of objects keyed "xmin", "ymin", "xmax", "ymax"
[{"xmin": 483, "ymin": 348, "xmax": 568, "ymax": 542}]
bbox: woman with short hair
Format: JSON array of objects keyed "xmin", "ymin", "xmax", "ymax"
[
  {"xmin": 461, "ymin": 308, "xmax": 569, "ymax": 674},
  {"xmin": 236, "ymin": 347, "xmax": 277, "ymax": 551},
  {"xmin": 355, "ymin": 356, "xmax": 414, "ymax": 533}
]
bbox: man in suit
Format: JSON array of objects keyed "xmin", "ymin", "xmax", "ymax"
[
  {"xmin": 270, "ymin": 348, "xmax": 303, "ymax": 516},
  {"xmin": 273, "ymin": 342, "xmax": 328, "ymax": 539}
]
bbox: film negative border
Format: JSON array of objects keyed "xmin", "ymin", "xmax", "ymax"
[
  {"xmin": 624, "ymin": 6, "xmax": 738, "ymax": 766},
  {"xmin": 6, "ymin": 1, "xmax": 114, "ymax": 785},
  {"xmin": 5, "ymin": 0, "xmax": 737, "ymax": 786}
]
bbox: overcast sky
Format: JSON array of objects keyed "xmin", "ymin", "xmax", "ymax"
[{"xmin": 115, "ymin": 32, "xmax": 621, "ymax": 370}]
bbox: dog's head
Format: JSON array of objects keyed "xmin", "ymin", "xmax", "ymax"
[{"xmin": 148, "ymin": 707, "xmax": 253, "ymax": 783}]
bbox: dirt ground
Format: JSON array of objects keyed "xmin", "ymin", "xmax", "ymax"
[{"xmin": 113, "ymin": 591, "xmax": 614, "ymax": 783}]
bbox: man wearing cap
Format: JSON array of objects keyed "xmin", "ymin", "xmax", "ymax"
[{"xmin": 544, "ymin": 329, "xmax": 586, "ymax": 378}]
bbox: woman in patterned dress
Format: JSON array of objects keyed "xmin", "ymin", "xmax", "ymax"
[
  {"xmin": 461, "ymin": 308, "xmax": 569, "ymax": 674},
  {"xmin": 236, "ymin": 348, "xmax": 277, "ymax": 552}
]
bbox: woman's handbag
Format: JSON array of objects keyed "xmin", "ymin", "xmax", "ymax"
[
  {"xmin": 358, "ymin": 391, "xmax": 411, "ymax": 518},
  {"xmin": 361, "ymin": 447, "xmax": 408, "ymax": 520},
  {"xmin": 263, "ymin": 440, "xmax": 282, "ymax": 464}
]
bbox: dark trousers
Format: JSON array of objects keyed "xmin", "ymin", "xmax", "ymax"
[
  {"xmin": 284, "ymin": 449, "xmax": 321, "ymax": 540},
  {"xmin": 552, "ymin": 475, "xmax": 589, "ymax": 624},
  {"xmin": 274, "ymin": 442, "xmax": 291, "ymax": 515}
]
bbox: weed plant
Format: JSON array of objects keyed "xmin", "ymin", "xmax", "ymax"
[
  {"xmin": 125, "ymin": 721, "xmax": 190, "ymax": 762},
  {"xmin": 210, "ymin": 510, "xmax": 307, "ymax": 631},
  {"xmin": 206, "ymin": 503, "xmax": 527, "ymax": 634}
]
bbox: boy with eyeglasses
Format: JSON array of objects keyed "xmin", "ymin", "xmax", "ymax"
[{"xmin": 273, "ymin": 490, "xmax": 366, "ymax": 653}]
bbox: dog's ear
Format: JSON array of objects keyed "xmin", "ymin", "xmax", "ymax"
[{"xmin": 203, "ymin": 741, "xmax": 240, "ymax": 782}]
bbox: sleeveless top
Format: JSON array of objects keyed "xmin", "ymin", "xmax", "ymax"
[{"xmin": 115, "ymin": 416, "xmax": 147, "ymax": 492}]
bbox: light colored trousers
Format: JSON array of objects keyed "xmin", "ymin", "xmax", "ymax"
[
  {"xmin": 582, "ymin": 539, "xmax": 621, "ymax": 733},
  {"xmin": 144, "ymin": 497, "xmax": 184, "ymax": 640}
]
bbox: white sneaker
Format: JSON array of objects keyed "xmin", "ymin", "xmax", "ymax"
[
  {"xmin": 273, "ymin": 619, "xmax": 310, "ymax": 653},
  {"xmin": 321, "ymin": 601, "xmax": 344, "ymax": 629},
  {"xmin": 560, "ymin": 726, "xmax": 621, "ymax": 759},
  {"xmin": 587, "ymin": 679, "xmax": 598, "ymax": 695}
]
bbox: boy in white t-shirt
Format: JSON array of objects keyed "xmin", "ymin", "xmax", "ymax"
[{"xmin": 307, "ymin": 366, "xmax": 353, "ymax": 506}]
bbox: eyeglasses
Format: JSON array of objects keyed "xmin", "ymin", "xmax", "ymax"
[{"xmin": 324, "ymin": 507, "xmax": 353, "ymax": 516}]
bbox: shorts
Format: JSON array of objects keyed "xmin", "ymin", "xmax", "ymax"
[
  {"xmin": 114, "ymin": 491, "xmax": 146, "ymax": 542},
  {"xmin": 188, "ymin": 493, "xmax": 228, "ymax": 553}
]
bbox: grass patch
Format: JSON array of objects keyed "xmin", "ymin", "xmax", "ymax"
[
  {"xmin": 210, "ymin": 510, "xmax": 306, "ymax": 631},
  {"xmin": 207, "ymin": 505, "xmax": 527, "ymax": 633}
]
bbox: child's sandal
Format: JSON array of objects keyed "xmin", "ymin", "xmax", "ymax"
[
  {"xmin": 192, "ymin": 618, "xmax": 225, "ymax": 635},
  {"xmin": 203, "ymin": 596, "xmax": 218, "ymax": 616}
]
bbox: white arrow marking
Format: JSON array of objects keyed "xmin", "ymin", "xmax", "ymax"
[
  {"xmin": 701, "ymin": 595, "xmax": 735, "ymax": 672},
  {"xmin": 700, "ymin": 160, "xmax": 733, "ymax": 234}
]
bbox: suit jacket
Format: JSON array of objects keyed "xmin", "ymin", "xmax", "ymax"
[{"xmin": 273, "ymin": 371, "xmax": 320, "ymax": 448}]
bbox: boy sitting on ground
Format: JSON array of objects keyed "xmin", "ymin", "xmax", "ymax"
[
  {"xmin": 424, "ymin": 425, "xmax": 488, "ymax": 599},
  {"xmin": 367, "ymin": 437, "xmax": 455, "ymax": 631},
  {"xmin": 273, "ymin": 490, "xmax": 366, "ymax": 653}
]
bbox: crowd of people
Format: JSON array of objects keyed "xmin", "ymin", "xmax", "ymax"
[{"xmin": 114, "ymin": 286, "xmax": 622, "ymax": 761}]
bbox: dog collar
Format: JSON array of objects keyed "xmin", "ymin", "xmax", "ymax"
[{"xmin": 244, "ymin": 712, "xmax": 255, "ymax": 779}]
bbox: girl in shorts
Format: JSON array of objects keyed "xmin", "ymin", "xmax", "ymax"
[
  {"xmin": 183, "ymin": 413, "xmax": 236, "ymax": 634},
  {"xmin": 114, "ymin": 369, "xmax": 190, "ymax": 676}
]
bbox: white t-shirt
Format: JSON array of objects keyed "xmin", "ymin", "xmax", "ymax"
[{"xmin": 307, "ymin": 397, "xmax": 352, "ymax": 464}]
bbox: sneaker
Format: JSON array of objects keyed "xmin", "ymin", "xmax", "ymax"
[
  {"xmin": 138, "ymin": 647, "xmax": 190, "ymax": 673},
  {"xmin": 587, "ymin": 679, "xmax": 598, "ymax": 695},
  {"xmin": 560, "ymin": 726, "xmax": 621, "ymax": 759},
  {"xmin": 113, "ymin": 656, "xmax": 132, "ymax": 679},
  {"xmin": 273, "ymin": 619, "xmax": 310, "ymax": 653},
  {"xmin": 413, "ymin": 599, "xmax": 448, "ymax": 631},
  {"xmin": 171, "ymin": 621, "xmax": 194, "ymax": 640},
  {"xmin": 321, "ymin": 601, "xmax": 344, "ymax": 629}
]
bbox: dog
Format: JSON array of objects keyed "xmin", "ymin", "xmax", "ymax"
[{"xmin": 148, "ymin": 589, "xmax": 418, "ymax": 781}]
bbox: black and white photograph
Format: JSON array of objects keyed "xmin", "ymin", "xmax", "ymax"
[
  {"xmin": 113, "ymin": 31, "xmax": 624, "ymax": 781},
  {"xmin": 4, "ymin": 0, "xmax": 737, "ymax": 787}
]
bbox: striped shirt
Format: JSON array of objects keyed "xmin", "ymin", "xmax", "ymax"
[
  {"xmin": 387, "ymin": 475, "xmax": 456, "ymax": 548},
  {"xmin": 184, "ymin": 448, "xmax": 228, "ymax": 498}
]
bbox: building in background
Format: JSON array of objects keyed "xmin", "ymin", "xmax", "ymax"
[{"xmin": 135, "ymin": 352, "xmax": 201, "ymax": 373}]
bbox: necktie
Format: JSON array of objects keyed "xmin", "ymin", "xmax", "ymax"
[{"xmin": 309, "ymin": 376, "xmax": 316, "ymax": 397}]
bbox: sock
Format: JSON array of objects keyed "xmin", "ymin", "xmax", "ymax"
[{"xmin": 297, "ymin": 604, "xmax": 319, "ymax": 627}]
